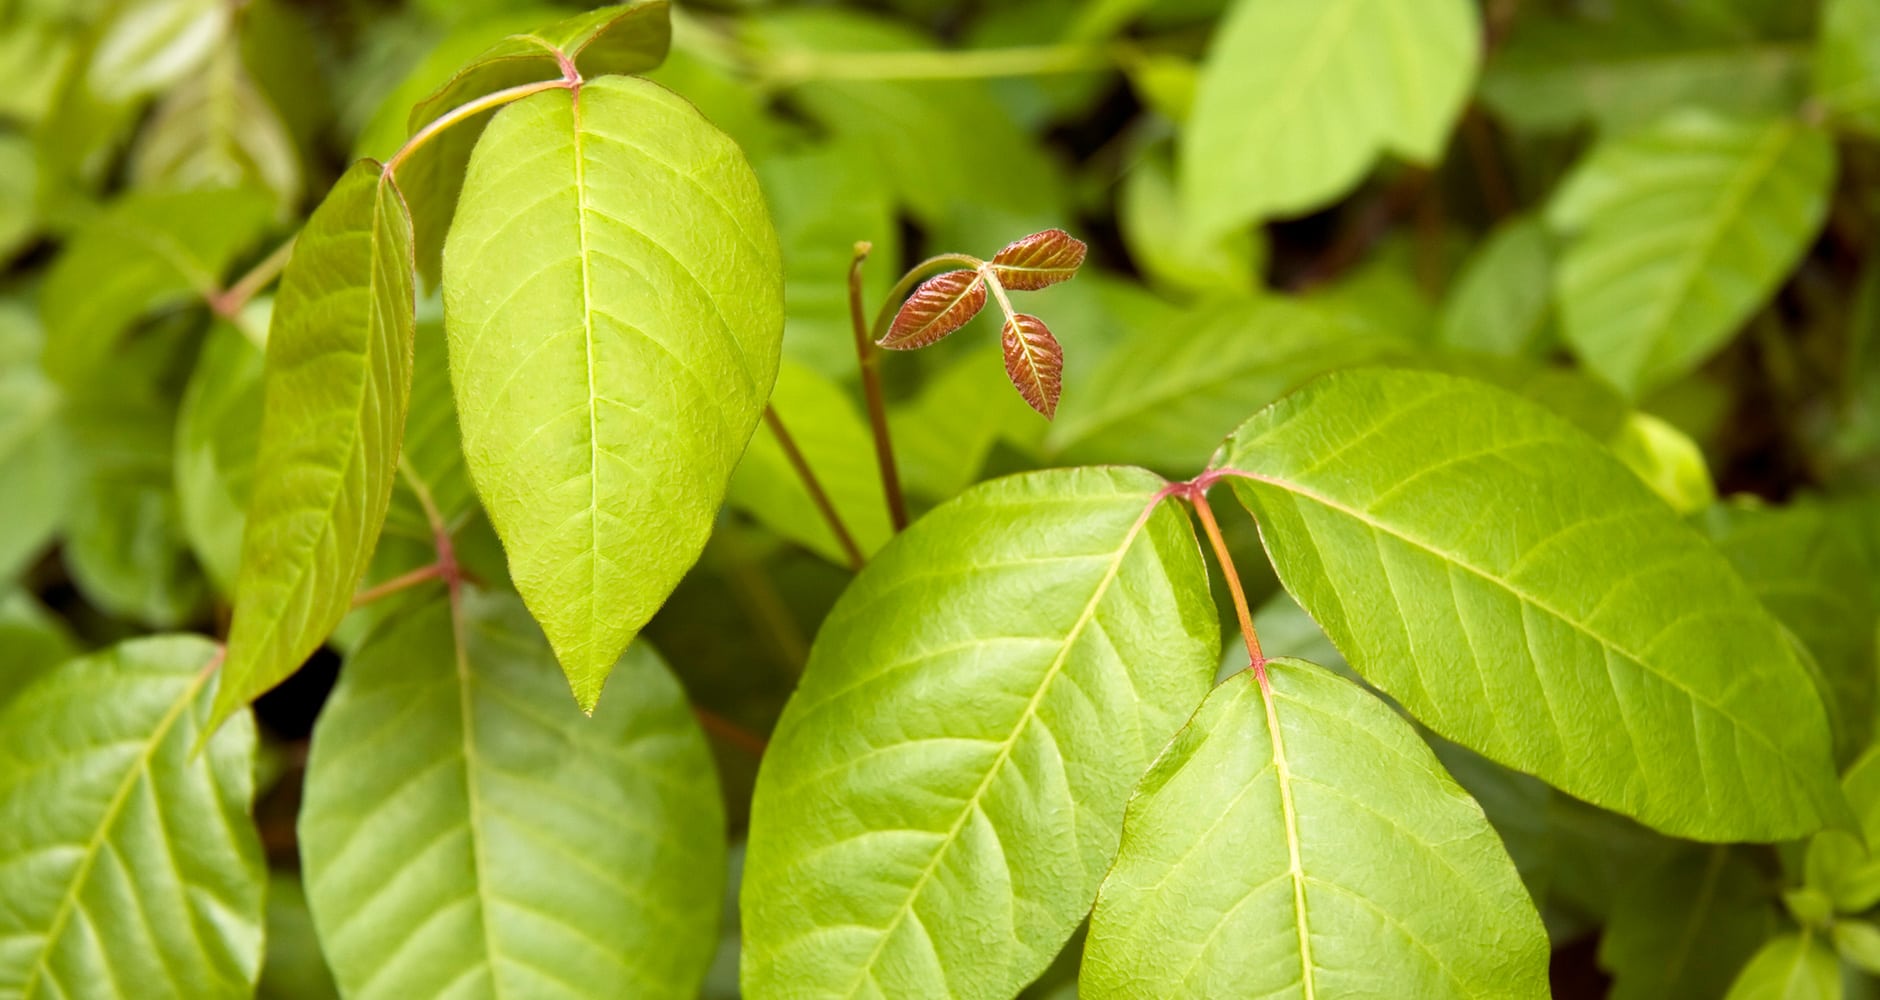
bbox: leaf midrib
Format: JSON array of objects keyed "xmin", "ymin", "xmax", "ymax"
[
  {"xmin": 1258, "ymin": 677, "xmax": 1316, "ymax": 1000},
  {"xmin": 1229, "ymin": 468, "xmax": 1823, "ymax": 810},
  {"xmin": 835, "ymin": 493, "xmax": 1163, "ymax": 998},
  {"xmin": 21, "ymin": 667, "xmax": 210, "ymax": 999}
]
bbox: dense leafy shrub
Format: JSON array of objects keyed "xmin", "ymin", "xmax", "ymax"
[{"xmin": 3, "ymin": 0, "xmax": 1880, "ymax": 997}]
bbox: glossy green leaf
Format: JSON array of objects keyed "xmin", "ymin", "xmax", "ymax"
[
  {"xmin": 1817, "ymin": 0, "xmax": 1880, "ymax": 138},
  {"xmin": 299, "ymin": 590, "xmax": 724, "ymax": 999},
  {"xmin": 726, "ymin": 361, "xmax": 891, "ymax": 566},
  {"xmin": 0, "ymin": 302, "xmax": 70, "ymax": 582},
  {"xmin": 38, "ymin": 186, "xmax": 273, "ymax": 384},
  {"xmin": 1706, "ymin": 498, "xmax": 1879, "ymax": 762},
  {"xmin": 175, "ymin": 322, "xmax": 265, "ymax": 595},
  {"xmin": 1599, "ymin": 846, "xmax": 1777, "ymax": 999},
  {"xmin": 1725, "ymin": 933, "xmax": 1842, "ymax": 1000},
  {"xmin": 741, "ymin": 468, "xmax": 1219, "ymax": 998},
  {"xmin": 395, "ymin": 1, "xmax": 671, "ymax": 286},
  {"xmin": 215, "ymin": 161, "xmax": 416, "ymax": 727},
  {"xmin": 1047, "ymin": 297, "xmax": 1406, "ymax": 474},
  {"xmin": 1483, "ymin": 4, "xmax": 1810, "ymax": 134},
  {"xmin": 1547, "ymin": 113, "xmax": 1835, "ymax": 397},
  {"xmin": 1436, "ymin": 216, "xmax": 1556, "ymax": 358},
  {"xmin": 0, "ymin": 636, "xmax": 264, "ymax": 999},
  {"xmin": 443, "ymin": 75, "xmax": 782, "ymax": 710},
  {"xmin": 1082, "ymin": 661, "xmax": 1549, "ymax": 998},
  {"xmin": 1182, "ymin": 0, "xmax": 1479, "ymax": 232},
  {"xmin": 1220, "ymin": 368, "xmax": 1844, "ymax": 839}
]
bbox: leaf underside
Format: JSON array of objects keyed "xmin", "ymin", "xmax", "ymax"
[
  {"xmin": 1222, "ymin": 368, "xmax": 1844, "ymax": 840},
  {"xmin": 1083, "ymin": 660, "xmax": 1550, "ymax": 998},
  {"xmin": 443, "ymin": 76, "xmax": 783, "ymax": 711},
  {"xmin": 741, "ymin": 467, "xmax": 1219, "ymax": 1000}
]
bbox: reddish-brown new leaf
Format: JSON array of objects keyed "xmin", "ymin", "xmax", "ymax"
[
  {"xmin": 1001, "ymin": 313, "xmax": 1063, "ymax": 419},
  {"xmin": 990, "ymin": 229, "xmax": 1087, "ymax": 290},
  {"xmin": 878, "ymin": 269, "xmax": 987, "ymax": 350}
]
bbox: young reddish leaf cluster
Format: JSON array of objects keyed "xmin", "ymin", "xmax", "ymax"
[{"xmin": 876, "ymin": 229, "xmax": 1086, "ymax": 419}]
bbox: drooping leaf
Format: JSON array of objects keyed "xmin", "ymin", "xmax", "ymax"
[
  {"xmin": 741, "ymin": 468, "xmax": 1219, "ymax": 998},
  {"xmin": 38, "ymin": 186, "xmax": 273, "ymax": 384},
  {"xmin": 395, "ymin": 1, "xmax": 672, "ymax": 285},
  {"xmin": 1047, "ymin": 297, "xmax": 1406, "ymax": 473},
  {"xmin": 1547, "ymin": 113, "xmax": 1835, "ymax": 397},
  {"xmin": 1817, "ymin": 0, "xmax": 1880, "ymax": 138},
  {"xmin": 0, "ymin": 636, "xmax": 263, "ymax": 999},
  {"xmin": 0, "ymin": 302, "xmax": 70, "ymax": 582},
  {"xmin": 1705, "ymin": 497, "xmax": 1879, "ymax": 762},
  {"xmin": 1000, "ymin": 313, "xmax": 1063, "ymax": 418},
  {"xmin": 214, "ymin": 161, "xmax": 416, "ymax": 728},
  {"xmin": 1725, "ymin": 933, "xmax": 1842, "ymax": 1000},
  {"xmin": 443, "ymin": 75, "xmax": 783, "ymax": 710},
  {"xmin": 989, "ymin": 229, "xmax": 1087, "ymax": 291},
  {"xmin": 1483, "ymin": 3, "xmax": 1811, "ymax": 134},
  {"xmin": 1436, "ymin": 215, "xmax": 1556, "ymax": 358},
  {"xmin": 1181, "ymin": 0, "xmax": 1479, "ymax": 233},
  {"xmin": 1081, "ymin": 661, "xmax": 1549, "ymax": 998},
  {"xmin": 879, "ymin": 269, "xmax": 987, "ymax": 350},
  {"xmin": 175, "ymin": 322, "xmax": 265, "ymax": 595},
  {"xmin": 1599, "ymin": 846, "xmax": 1778, "ymax": 999},
  {"xmin": 1220, "ymin": 368, "xmax": 1845, "ymax": 840},
  {"xmin": 726, "ymin": 360, "xmax": 892, "ymax": 567},
  {"xmin": 299, "ymin": 590, "xmax": 723, "ymax": 999}
]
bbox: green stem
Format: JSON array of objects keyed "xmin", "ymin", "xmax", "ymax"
[
  {"xmin": 384, "ymin": 78, "xmax": 573, "ymax": 177},
  {"xmin": 760, "ymin": 43, "xmax": 1114, "ymax": 85}
]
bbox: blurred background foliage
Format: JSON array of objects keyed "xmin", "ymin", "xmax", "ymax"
[{"xmin": 5, "ymin": 0, "xmax": 1880, "ymax": 995}]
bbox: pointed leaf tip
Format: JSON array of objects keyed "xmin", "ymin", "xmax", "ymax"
[
  {"xmin": 878, "ymin": 268, "xmax": 986, "ymax": 350},
  {"xmin": 991, "ymin": 228, "xmax": 1087, "ymax": 290},
  {"xmin": 1001, "ymin": 313, "xmax": 1062, "ymax": 418}
]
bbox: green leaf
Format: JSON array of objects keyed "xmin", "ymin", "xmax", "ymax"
[
  {"xmin": 1483, "ymin": 4, "xmax": 1810, "ymax": 135},
  {"xmin": 258, "ymin": 873, "xmax": 339, "ymax": 1000},
  {"xmin": 1220, "ymin": 368, "xmax": 1844, "ymax": 839},
  {"xmin": 299, "ymin": 590, "xmax": 723, "ymax": 999},
  {"xmin": 0, "ymin": 302, "xmax": 70, "ymax": 582},
  {"xmin": 1705, "ymin": 499, "xmax": 1880, "ymax": 763},
  {"xmin": 442, "ymin": 75, "xmax": 782, "ymax": 710},
  {"xmin": 1599, "ymin": 846, "xmax": 1777, "ymax": 999},
  {"xmin": 1804, "ymin": 748, "xmax": 1880, "ymax": 913},
  {"xmin": 1118, "ymin": 143, "xmax": 1262, "ymax": 296},
  {"xmin": 1181, "ymin": 0, "xmax": 1479, "ymax": 232},
  {"xmin": 0, "ymin": 636, "xmax": 264, "ymax": 999},
  {"xmin": 38, "ymin": 186, "xmax": 273, "ymax": 384},
  {"xmin": 1046, "ymin": 297, "xmax": 1406, "ymax": 474},
  {"xmin": 741, "ymin": 468, "xmax": 1219, "ymax": 998},
  {"xmin": 215, "ymin": 161, "xmax": 417, "ymax": 727},
  {"xmin": 129, "ymin": 46, "xmax": 301, "ymax": 213},
  {"xmin": 1725, "ymin": 933, "xmax": 1842, "ymax": 1000},
  {"xmin": 1435, "ymin": 216, "xmax": 1556, "ymax": 358},
  {"xmin": 87, "ymin": 0, "xmax": 228, "ymax": 102},
  {"xmin": 396, "ymin": 1, "xmax": 671, "ymax": 286},
  {"xmin": 1611, "ymin": 412, "xmax": 1716, "ymax": 516},
  {"xmin": 0, "ymin": 132, "xmax": 38, "ymax": 262},
  {"xmin": 1817, "ymin": 0, "xmax": 1880, "ymax": 138},
  {"xmin": 1082, "ymin": 661, "xmax": 1549, "ymax": 997},
  {"xmin": 0, "ymin": 591, "xmax": 76, "ymax": 707},
  {"xmin": 726, "ymin": 360, "xmax": 891, "ymax": 566},
  {"xmin": 1833, "ymin": 921, "xmax": 1880, "ymax": 976},
  {"xmin": 175, "ymin": 322, "xmax": 265, "ymax": 595},
  {"xmin": 1547, "ymin": 113, "xmax": 1835, "ymax": 397}
]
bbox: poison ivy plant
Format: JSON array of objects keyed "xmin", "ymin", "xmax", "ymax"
[
  {"xmin": 1219, "ymin": 368, "xmax": 1844, "ymax": 839},
  {"xmin": 1082, "ymin": 660, "xmax": 1550, "ymax": 997},
  {"xmin": 741, "ymin": 468, "xmax": 1218, "ymax": 998}
]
